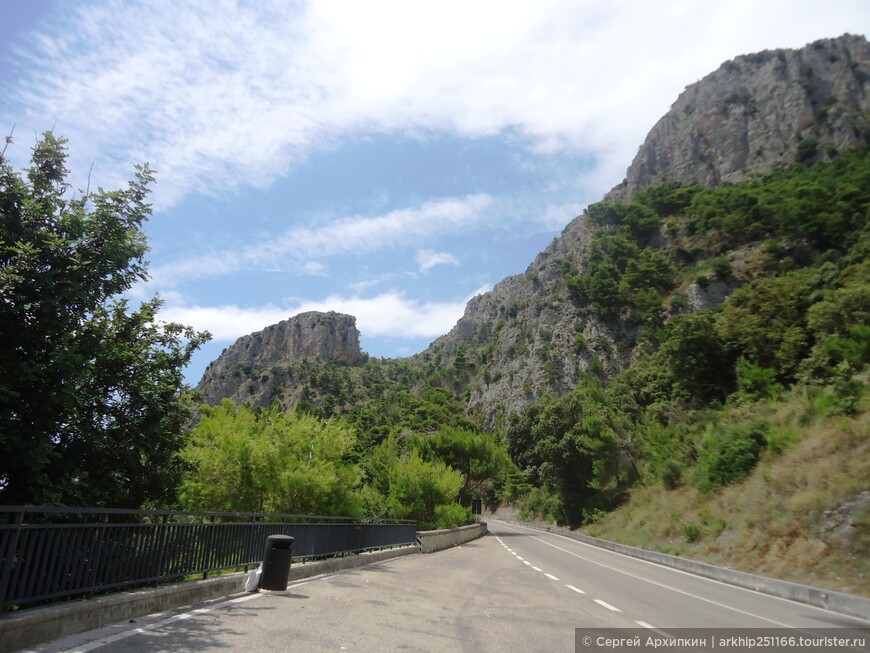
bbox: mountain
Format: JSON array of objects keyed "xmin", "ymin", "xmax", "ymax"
[
  {"xmin": 196, "ymin": 311, "xmax": 366, "ymax": 407},
  {"xmin": 196, "ymin": 34, "xmax": 869, "ymax": 427},
  {"xmin": 417, "ymin": 33, "xmax": 869, "ymax": 426},
  {"xmin": 606, "ymin": 34, "xmax": 869, "ymax": 200}
]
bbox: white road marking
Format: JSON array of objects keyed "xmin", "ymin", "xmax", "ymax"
[
  {"xmin": 531, "ymin": 566, "xmax": 543, "ymax": 572},
  {"xmin": 516, "ymin": 556, "xmax": 524, "ymax": 561},
  {"xmin": 594, "ymin": 599, "xmax": 622, "ymax": 613},
  {"xmin": 492, "ymin": 521, "xmax": 798, "ymax": 628},
  {"xmin": 61, "ymin": 592, "xmax": 264, "ymax": 651},
  {"xmin": 523, "ymin": 560, "xmax": 531, "ymax": 566},
  {"xmin": 490, "ymin": 520, "xmax": 870, "ymax": 627},
  {"xmin": 566, "ymin": 584, "xmax": 585, "ymax": 594},
  {"xmin": 635, "ymin": 620, "xmax": 675, "ymax": 638},
  {"xmin": 545, "ymin": 573, "xmax": 560, "ymax": 581}
]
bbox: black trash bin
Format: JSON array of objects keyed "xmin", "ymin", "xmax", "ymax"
[{"xmin": 260, "ymin": 534, "xmax": 294, "ymax": 591}]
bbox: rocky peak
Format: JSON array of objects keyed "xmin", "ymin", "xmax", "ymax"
[
  {"xmin": 196, "ymin": 311, "xmax": 365, "ymax": 406},
  {"xmin": 606, "ymin": 34, "xmax": 869, "ymax": 201}
]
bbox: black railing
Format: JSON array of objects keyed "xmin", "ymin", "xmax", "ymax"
[{"xmin": 0, "ymin": 506, "xmax": 417, "ymax": 611}]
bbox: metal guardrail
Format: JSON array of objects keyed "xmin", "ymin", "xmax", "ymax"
[{"xmin": 0, "ymin": 506, "xmax": 416, "ymax": 611}]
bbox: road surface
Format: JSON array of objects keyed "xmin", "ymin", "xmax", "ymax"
[{"xmin": 29, "ymin": 520, "xmax": 870, "ymax": 652}]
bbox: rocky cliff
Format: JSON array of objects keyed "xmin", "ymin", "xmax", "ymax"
[
  {"xmin": 196, "ymin": 311, "xmax": 366, "ymax": 406},
  {"xmin": 606, "ymin": 34, "xmax": 869, "ymax": 201},
  {"xmin": 422, "ymin": 34, "xmax": 869, "ymax": 427}
]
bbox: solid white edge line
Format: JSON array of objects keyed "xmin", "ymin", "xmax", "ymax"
[
  {"xmin": 491, "ymin": 521, "xmax": 794, "ymax": 628},
  {"xmin": 489, "ymin": 519, "xmax": 870, "ymax": 625},
  {"xmin": 61, "ymin": 573, "xmax": 330, "ymax": 652}
]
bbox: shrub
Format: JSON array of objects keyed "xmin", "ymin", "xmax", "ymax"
[
  {"xmin": 736, "ymin": 357, "xmax": 783, "ymax": 401},
  {"xmin": 661, "ymin": 459, "xmax": 683, "ymax": 490},
  {"xmin": 434, "ymin": 503, "xmax": 471, "ymax": 529},
  {"xmin": 683, "ymin": 522, "xmax": 703, "ymax": 543},
  {"xmin": 766, "ymin": 426, "xmax": 800, "ymax": 454},
  {"xmin": 696, "ymin": 421, "xmax": 767, "ymax": 493}
]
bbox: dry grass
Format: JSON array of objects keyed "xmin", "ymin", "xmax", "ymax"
[{"xmin": 586, "ymin": 396, "xmax": 870, "ymax": 597}]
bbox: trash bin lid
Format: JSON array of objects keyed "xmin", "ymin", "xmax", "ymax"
[{"xmin": 265, "ymin": 534, "xmax": 295, "ymax": 549}]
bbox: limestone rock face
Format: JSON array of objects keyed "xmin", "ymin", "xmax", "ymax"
[
  {"xmin": 606, "ymin": 34, "xmax": 869, "ymax": 201},
  {"xmin": 196, "ymin": 311, "xmax": 365, "ymax": 406},
  {"xmin": 195, "ymin": 36, "xmax": 869, "ymax": 426},
  {"xmin": 423, "ymin": 35, "xmax": 869, "ymax": 426}
]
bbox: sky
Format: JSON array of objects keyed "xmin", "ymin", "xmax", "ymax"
[{"xmin": 1, "ymin": 0, "xmax": 867, "ymax": 385}]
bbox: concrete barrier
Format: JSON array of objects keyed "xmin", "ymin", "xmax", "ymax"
[
  {"xmin": 0, "ymin": 546, "xmax": 418, "ymax": 653},
  {"xmin": 417, "ymin": 522, "xmax": 488, "ymax": 554},
  {"xmin": 507, "ymin": 520, "xmax": 870, "ymax": 622}
]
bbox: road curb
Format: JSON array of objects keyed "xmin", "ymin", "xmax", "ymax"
[
  {"xmin": 494, "ymin": 519, "xmax": 870, "ymax": 622},
  {"xmin": 0, "ymin": 546, "xmax": 418, "ymax": 653}
]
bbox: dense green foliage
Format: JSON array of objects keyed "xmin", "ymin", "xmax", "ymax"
[
  {"xmin": 181, "ymin": 401, "xmax": 361, "ymax": 515},
  {"xmin": 511, "ymin": 146, "xmax": 870, "ymax": 526},
  {"xmin": 180, "ymin": 400, "xmax": 509, "ymax": 529},
  {"xmin": 0, "ymin": 133, "xmax": 210, "ymax": 507}
]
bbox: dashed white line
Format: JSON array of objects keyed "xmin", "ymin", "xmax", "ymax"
[
  {"xmin": 635, "ymin": 621, "xmax": 656, "ymax": 629},
  {"xmin": 566, "ymin": 584, "xmax": 585, "ymax": 594},
  {"xmin": 594, "ymin": 599, "xmax": 622, "ymax": 613},
  {"xmin": 531, "ymin": 566, "xmax": 543, "ymax": 572},
  {"xmin": 491, "ymin": 520, "xmax": 818, "ymax": 629},
  {"xmin": 523, "ymin": 560, "xmax": 531, "ymax": 566},
  {"xmin": 544, "ymin": 573, "xmax": 560, "ymax": 581},
  {"xmin": 516, "ymin": 556, "xmax": 524, "ymax": 561}
]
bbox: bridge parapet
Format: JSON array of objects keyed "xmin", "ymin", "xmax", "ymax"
[{"xmin": 416, "ymin": 522, "xmax": 488, "ymax": 554}]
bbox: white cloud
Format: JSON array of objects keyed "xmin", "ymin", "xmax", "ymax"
[
  {"xmin": 6, "ymin": 0, "xmax": 865, "ymax": 208},
  {"xmin": 300, "ymin": 261, "xmax": 328, "ymax": 276},
  {"xmin": 416, "ymin": 249, "xmax": 459, "ymax": 272},
  {"xmin": 148, "ymin": 193, "xmax": 492, "ymax": 286},
  {"xmin": 158, "ymin": 286, "xmax": 490, "ymax": 342}
]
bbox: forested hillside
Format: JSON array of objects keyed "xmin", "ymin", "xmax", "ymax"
[{"xmin": 506, "ymin": 146, "xmax": 869, "ymax": 524}]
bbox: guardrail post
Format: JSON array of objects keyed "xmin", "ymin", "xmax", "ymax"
[
  {"xmin": 86, "ymin": 513, "xmax": 109, "ymax": 598},
  {"xmin": 0, "ymin": 511, "xmax": 24, "ymax": 611},
  {"xmin": 244, "ymin": 515, "xmax": 256, "ymax": 572},
  {"xmin": 152, "ymin": 514, "xmax": 169, "ymax": 587},
  {"xmin": 202, "ymin": 515, "xmax": 216, "ymax": 580}
]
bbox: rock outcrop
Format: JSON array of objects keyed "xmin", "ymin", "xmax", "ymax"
[
  {"xmin": 196, "ymin": 311, "xmax": 366, "ymax": 406},
  {"xmin": 422, "ymin": 34, "xmax": 869, "ymax": 426},
  {"xmin": 606, "ymin": 34, "xmax": 869, "ymax": 201}
]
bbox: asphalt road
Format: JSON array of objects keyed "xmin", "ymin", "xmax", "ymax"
[{"xmin": 29, "ymin": 520, "xmax": 870, "ymax": 652}]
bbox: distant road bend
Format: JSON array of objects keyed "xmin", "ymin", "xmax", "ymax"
[{"xmin": 36, "ymin": 519, "xmax": 870, "ymax": 652}]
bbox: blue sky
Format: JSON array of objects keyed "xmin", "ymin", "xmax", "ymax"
[{"xmin": 2, "ymin": 0, "xmax": 867, "ymax": 385}]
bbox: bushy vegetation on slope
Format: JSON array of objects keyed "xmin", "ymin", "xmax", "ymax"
[{"xmin": 508, "ymin": 146, "xmax": 870, "ymax": 527}]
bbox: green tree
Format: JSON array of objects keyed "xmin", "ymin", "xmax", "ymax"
[
  {"xmin": 506, "ymin": 380, "xmax": 638, "ymax": 526},
  {"xmin": 408, "ymin": 426, "xmax": 510, "ymax": 502},
  {"xmin": 718, "ymin": 270, "xmax": 818, "ymax": 380},
  {"xmin": 385, "ymin": 450, "xmax": 464, "ymax": 529},
  {"xmin": 180, "ymin": 401, "xmax": 361, "ymax": 515},
  {"xmin": 0, "ymin": 132, "xmax": 210, "ymax": 507}
]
